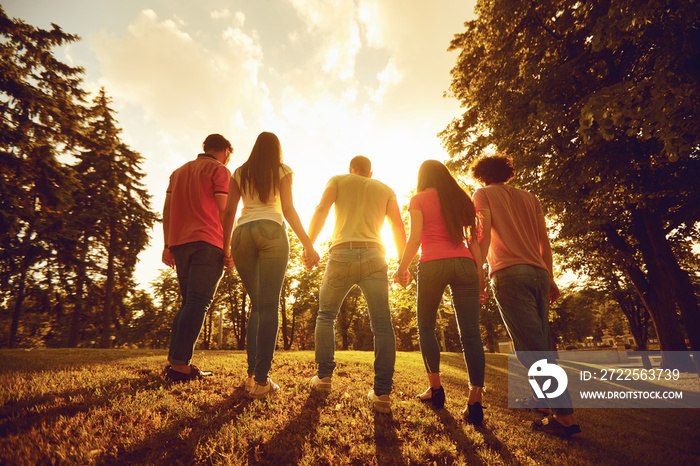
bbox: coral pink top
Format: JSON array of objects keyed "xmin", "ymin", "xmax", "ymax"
[{"xmin": 409, "ymin": 188, "xmax": 473, "ymax": 263}]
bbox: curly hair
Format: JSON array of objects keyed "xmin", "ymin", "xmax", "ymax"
[{"xmin": 469, "ymin": 153, "xmax": 515, "ymax": 185}]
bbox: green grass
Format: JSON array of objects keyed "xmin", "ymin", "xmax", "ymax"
[{"xmin": 1, "ymin": 349, "xmax": 698, "ymax": 465}]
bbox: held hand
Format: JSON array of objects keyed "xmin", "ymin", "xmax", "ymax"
[
  {"xmin": 391, "ymin": 270, "xmax": 410, "ymax": 288},
  {"xmin": 549, "ymin": 281, "xmax": 561, "ymax": 303},
  {"xmin": 479, "ymin": 288, "xmax": 488, "ymax": 304},
  {"xmin": 303, "ymin": 248, "xmax": 320, "ymax": 270},
  {"xmin": 162, "ymin": 248, "xmax": 175, "ymax": 268},
  {"xmin": 224, "ymin": 254, "xmax": 235, "ymax": 272}
]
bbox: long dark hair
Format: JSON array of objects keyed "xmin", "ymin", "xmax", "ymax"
[
  {"xmin": 238, "ymin": 132, "xmax": 283, "ymax": 203},
  {"xmin": 416, "ymin": 160, "xmax": 476, "ymax": 245}
]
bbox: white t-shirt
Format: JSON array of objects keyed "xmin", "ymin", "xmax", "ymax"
[{"xmin": 234, "ymin": 163, "xmax": 293, "ymax": 227}]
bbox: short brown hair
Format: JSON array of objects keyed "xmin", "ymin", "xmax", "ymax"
[
  {"xmin": 469, "ymin": 153, "xmax": 515, "ymax": 185},
  {"xmin": 202, "ymin": 133, "xmax": 233, "ymax": 153},
  {"xmin": 349, "ymin": 155, "xmax": 371, "ymax": 176}
]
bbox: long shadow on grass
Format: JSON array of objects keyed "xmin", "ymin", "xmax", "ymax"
[
  {"xmin": 105, "ymin": 385, "xmax": 253, "ymax": 465},
  {"xmin": 256, "ymin": 390, "xmax": 329, "ymax": 464},
  {"xmin": 0, "ymin": 370, "xmax": 165, "ymax": 438},
  {"xmin": 431, "ymin": 408, "xmax": 515, "ymax": 465},
  {"xmin": 373, "ymin": 411, "xmax": 403, "ymax": 465}
]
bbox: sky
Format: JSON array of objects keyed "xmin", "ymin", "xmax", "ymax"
[{"xmin": 5, "ymin": 0, "xmax": 477, "ymax": 290}]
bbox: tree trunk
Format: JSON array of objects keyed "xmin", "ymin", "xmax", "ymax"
[
  {"xmin": 605, "ymin": 223, "xmax": 694, "ymax": 371},
  {"xmin": 68, "ymin": 270, "xmax": 85, "ymax": 348},
  {"xmin": 101, "ymin": 233, "xmax": 115, "ymax": 349},
  {"xmin": 640, "ymin": 208, "xmax": 700, "ymax": 351},
  {"xmin": 9, "ymin": 267, "xmax": 28, "ymax": 348}
]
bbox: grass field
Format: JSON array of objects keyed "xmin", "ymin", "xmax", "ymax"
[{"xmin": 1, "ymin": 349, "xmax": 699, "ymax": 465}]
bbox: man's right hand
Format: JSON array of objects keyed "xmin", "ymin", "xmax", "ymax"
[{"xmin": 162, "ymin": 248, "xmax": 175, "ymax": 268}]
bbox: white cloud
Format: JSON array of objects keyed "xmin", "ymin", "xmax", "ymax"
[
  {"xmin": 210, "ymin": 9, "xmax": 231, "ymax": 20},
  {"xmin": 92, "ymin": 9, "xmax": 270, "ymax": 147}
]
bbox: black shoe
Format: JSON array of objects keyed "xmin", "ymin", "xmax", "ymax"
[
  {"xmin": 464, "ymin": 402, "xmax": 483, "ymax": 427},
  {"xmin": 164, "ymin": 364, "xmax": 213, "ymax": 382},
  {"xmin": 532, "ymin": 415, "xmax": 582, "ymax": 439},
  {"xmin": 416, "ymin": 386, "xmax": 445, "ymax": 409}
]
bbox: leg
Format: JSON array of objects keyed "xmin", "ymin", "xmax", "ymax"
[
  {"xmin": 492, "ymin": 265, "xmax": 574, "ymax": 417},
  {"xmin": 315, "ymin": 253, "xmax": 355, "ymax": 379},
  {"xmin": 416, "ymin": 260, "xmax": 448, "ymax": 376},
  {"xmin": 450, "ymin": 258, "xmax": 485, "ymax": 389},
  {"xmin": 358, "ymin": 250, "xmax": 395, "ymax": 396},
  {"xmin": 231, "ymin": 224, "xmax": 260, "ymax": 376},
  {"xmin": 251, "ymin": 221, "xmax": 289, "ymax": 383},
  {"xmin": 168, "ymin": 242, "xmax": 224, "ymax": 366}
]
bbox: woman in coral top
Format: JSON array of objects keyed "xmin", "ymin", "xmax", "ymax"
[{"xmin": 393, "ymin": 160, "xmax": 486, "ymax": 426}]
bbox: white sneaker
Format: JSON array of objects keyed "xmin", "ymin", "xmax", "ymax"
[
  {"xmin": 368, "ymin": 390, "xmax": 391, "ymax": 413},
  {"xmin": 309, "ymin": 375, "xmax": 332, "ymax": 391},
  {"xmin": 241, "ymin": 375, "xmax": 255, "ymax": 392},
  {"xmin": 248, "ymin": 380, "xmax": 280, "ymax": 399}
]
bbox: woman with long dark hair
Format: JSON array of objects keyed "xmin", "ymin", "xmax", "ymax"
[
  {"xmin": 393, "ymin": 160, "xmax": 486, "ymax": 426},
  {"xmin": 222, "ymin": 131, "xmax": 319, "ymax": 399}
]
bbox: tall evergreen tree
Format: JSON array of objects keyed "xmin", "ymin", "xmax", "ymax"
[
  {"xmin": 71, "ymin": 88, "xmax": 157, "ymax": 348},
  {"xmin": 0, "ymin": 7, "xmax": 86, "ymax": 347}
]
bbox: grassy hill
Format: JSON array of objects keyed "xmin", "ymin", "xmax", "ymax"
[{"xmin": 1, "ymin": 349, "xmax": 698, "ymax": 465}]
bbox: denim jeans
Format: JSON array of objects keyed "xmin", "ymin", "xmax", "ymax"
[
  {"xmin": 492, "ymin": 264, "xmax": 574, "ymax": 415},
  {"xmin": 231, "ymin": 220, "xmax": 289, "ymax": 383},
  {"xmin": 315, "ymin": 247, "xmax": 396, "ymax": 395},
  {"xmin": 169, "ymin": 241, "xmax": 225, "ymax": 365},
  {"xmin": 417, "ymin": 257, "xmax": 485, "ymax": 387}
]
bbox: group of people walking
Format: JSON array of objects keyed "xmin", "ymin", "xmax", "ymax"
[{"xmin": 161, "ymin": 132, "xmax": 581, "ymax": 439}]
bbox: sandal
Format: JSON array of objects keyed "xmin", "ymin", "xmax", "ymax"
[
  {"xmin": 416, "ymin": 386, "xmax": 445, "ymax": 409},
  {"xmin": 532, "ymin": 415, "xmax": 582, "ymax": 439},
  {"xmin": 514, "ymin": 396, "xmax": 551, "ymax": 415}
]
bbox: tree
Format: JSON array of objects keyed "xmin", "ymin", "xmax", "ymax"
[
  {"xmin": 442, "ymin": 0, "xmax": 700, "ymax": 369},
  {"xmin": 281, "ymin": 231, "xmax": 325, "ymax": 350},
  {"xmin": 0, "ymin": 7, "xmax": 86, "ymax": 347},
  {"xmin": 73, "ymin": 88, "xmax": 157, "ymax": 348}
]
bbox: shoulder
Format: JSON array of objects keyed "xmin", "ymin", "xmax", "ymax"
[{"xmin": 280, "ymin": 163, "xmax": 293, "ymax": 177}]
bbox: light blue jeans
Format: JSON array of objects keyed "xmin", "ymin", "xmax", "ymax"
[
  {"xmin": 315, "ymin": 247, "xmax": 396, "ymax": 395},
  {"xmin": 231, "ymin": 220, "xmax": 289, "ymax": 383},
  {"xmin": 492, "ymin": 264, "xmax": 574, "ymax": 415},
  {"xmin": 169, "ymin": 241, "xmax": 224, "ymax": 365},
  {"xmin": 417, "ymin": 257, "xmax": 484, "ymax": 387}
]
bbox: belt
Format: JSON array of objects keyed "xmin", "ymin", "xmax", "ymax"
[{"xmin": 330, "ymin": 241, "xmax": 383, "ymax": 252}]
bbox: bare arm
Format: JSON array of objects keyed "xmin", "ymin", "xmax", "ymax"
[
  {"xmin": 386, "ymin": 198, "xmax": 407, "ymax": 259},
  {"xmin": 537, "ymin": 214, "xmax": 560, "ymax": 303},
  {"xmin": 466, "ymin": 226, "xmax": 486, "ymax": 302},
  {"xmin": 395, "ymin": 209, "xmax": 421, "ymax": 275},
  {"xmin": 162, "ymin": 194, "xmax": 175, "ymax": 268},
  {"xmin": 280, "ymin": 174, "xmax": 317, "ymax": 251},
  {"xmin": 221, "ymin": 178, "xmax": 241, "ymax": 269},
  {"xmin": 307, "ymin": 186, "xmax": 337, "ymax": 245}
]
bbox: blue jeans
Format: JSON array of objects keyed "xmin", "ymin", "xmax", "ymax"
[
  {"xmin": 231, "ymin": 220, "xmax": 289, "ymax": 383},
  {"xmin": 417, "ymin": 257, "xmax": 485, "ymax": 387},
  {"xmin": 492, "ymin": 264, "xmax": 574, "ymax": 415},
  {"xmin": 315, "ymin": 248, "xmax": 396, "ymax": 395},
  {"xmin": 169, "ymin": 241, "xmax": 224, "ymax": 365}
]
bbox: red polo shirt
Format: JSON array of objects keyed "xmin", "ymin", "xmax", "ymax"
[{"xmin": 166, "ymin": 153, "xmax": 231, "ymax": 249}]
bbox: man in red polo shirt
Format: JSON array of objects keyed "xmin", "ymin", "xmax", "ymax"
[{"xmin": 162, "ymin": 133, "xmax": 233, "ymax": 382}]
